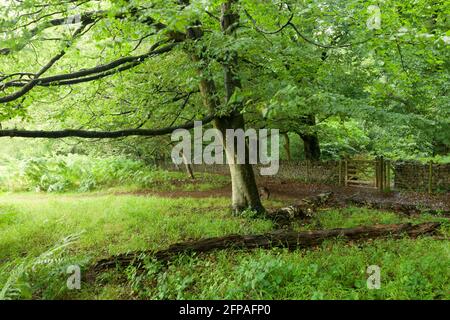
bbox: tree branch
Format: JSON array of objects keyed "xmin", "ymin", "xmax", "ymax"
[
  {"xmin": 0, "ymin": 114, "xmax": 215, "ymax": 139},
  {"xmin": 244, "ymin": 8, "xmax": 294, "ymax": 35},
  {"xmin": 0, "ymin": 8, "xmax": 167, "ymax": 55},
  {"xmin": 244, "ymin": 4, "xmax": 370, "ymax": 49},
  {"xmin": 1, "ymin": 42, "xmax": 177, "ymax": 91},
  {"xmin": 0, "ymin": 24, "xmax": 87, "ymax": 103}
]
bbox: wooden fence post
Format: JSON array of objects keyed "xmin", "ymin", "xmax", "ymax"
[
  {"xmin": 428, "ymin": 161, "xmax": 433, "ymax": 194},
  {"xmin": 338, "ymin": 160, "xmax": 342, "ymax": 186},
  {"xmin": 374, "ymin": 158, "xmax": 377, "ymax": 189},
  {"xmin": 344, "ymin": 160, "xmax": 348, "ymax": 186},
  {"xmin": 306, "ymin": 160, "xmax": 311, "ymax": 183},
  {"xmin": 385, "ymin": 160, "xmax": 391, "ymax": 191},
  {"xmin": 376, "ymin": 156, "xmax": 385, "ymax": 192},
  {"xmin": 375, "ymin": 157, "xmax": 379, "ymax": 189}
]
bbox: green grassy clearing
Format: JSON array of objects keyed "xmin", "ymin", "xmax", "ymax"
[{"xmin": 0, "ymin": 192, "xmax": 448, "ymax": 300}]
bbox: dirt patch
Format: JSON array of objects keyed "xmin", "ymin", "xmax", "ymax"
[
  {"xmin": 114, "ymin": 176, "xmax": 450, "ymax": 212},
  {"xmin": 262, "ymin": 179, "xmax": 450, "ymax": 210},
  {"xmin": 115, "ymin": 184, "xmax": 232, "ymax": 199}
]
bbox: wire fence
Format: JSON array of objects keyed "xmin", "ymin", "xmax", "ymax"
[{"xmin": 156, "ymin": 159, "xmax": 450, "ymax": 193}]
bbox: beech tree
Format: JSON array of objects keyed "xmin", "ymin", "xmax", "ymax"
[{"xmin": 1, "ymin": 0, "xmax": 448, "ymax": 212}]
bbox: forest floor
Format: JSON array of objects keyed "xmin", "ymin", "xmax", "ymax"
[
  {"xmin": 117, "ymin": 175, "xmax": 450, "ymax": 212},
  {"xmin": 0, "ymin": 173, "xmax": 449, "ymax": 300}
]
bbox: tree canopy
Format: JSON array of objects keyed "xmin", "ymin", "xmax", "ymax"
[{"xmin": 1, "ymin": 0, "xmax": 449, "ymax": 210}]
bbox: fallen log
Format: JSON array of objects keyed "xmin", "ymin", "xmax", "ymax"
[
  {"xmin": 267, "ymin": 192, "xmax": 333, "ymax": 227},
  {"xmin": 345, "ymin": 195, "xmax": 450, "ymax": 216},
  {"xmin": 92, "ymin": 222, "xmax": 441, "ymax": 272}
]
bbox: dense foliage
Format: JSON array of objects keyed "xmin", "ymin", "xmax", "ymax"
[
  {"xmin": 0, "ymin": 0, "xmax": 448, "ymax": 161},
  {"xmin": 0, "ymin": 0, "xmax": 449, "ymax": 301}
]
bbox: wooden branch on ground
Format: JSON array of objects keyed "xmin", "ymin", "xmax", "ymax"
[
  {"xmin": 92, "ymin": 222, "xmax": 440, "ymax": 272},
  {"xmin": 266, "ymin": 192, "xmax": 332, "ymax": 227},
  {"xmin": 345, "ymin": 195, "xmax": 450, "ymax": 216}
]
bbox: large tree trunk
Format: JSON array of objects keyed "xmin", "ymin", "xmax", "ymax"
[
  {"xmin": 194, "ymin": 75, "xmax": 263, "ymax": 213},
  {"xmin": 301, "ymin": 133, "xmax": 321, "ymax": 160},
  {"xmin": 214, "ymin": 113, "xmax": 264, "ymax": 214},
  {"xmin": 299, "ymin": 115, "xmax": 321, "ymax": 161},
  {"xmin": 196, "ymin": 79, "xmax": 264, "ymax": 213},
  {"xmin": 282, "ymin": 132, "xmax": 292, "ymax": 161},
  {"xmin": 185, "ymin": 1, "xmax": 264, "ymax": 214},
  {"xmin": 218, "ymin": 1, "xmax": 263, "ymax": 214}
]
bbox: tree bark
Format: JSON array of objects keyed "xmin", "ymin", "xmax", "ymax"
[
  {"xmin": 301, "ymin": 133, "xmax": 321, "ymax": 160},
  {"xmin": 0, "ymin": 114, "xmax": 214, "ymax": 139},
  {"xmin": 345, "ymin": 195, "xmax": 450, "ymax": 216},
  {"xmin": 186, "ymin": 1, "xmax": 264, "ymax": 214},
  {"xmin": 92, "ymin": 222, "xmax": 441, "ymax": 271},
  {"xmin": 181, "ymin": 150, "xmax": 195, "ymax": 179},
  {"xmin": 219, "ymin": 1, "xmax": 263, "ymax": 214},
  {"xmin": 299, "ymin": 115, "xmax": 321, "ymax": 161},
  {"xmin": 282, "ymin": 132, "xmax": 292, "ymax": 161},
  {"xmin": 267, "ymin": 192, "xmax": 332, "ymax": 227},
  {"xmin": 215, "ymin": 112, "xmax": 264, "ymax": 214}
]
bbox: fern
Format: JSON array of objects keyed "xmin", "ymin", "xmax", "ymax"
[{"xmin": 0, "ymin": 231, "xmax": 84, "ymax": 300}]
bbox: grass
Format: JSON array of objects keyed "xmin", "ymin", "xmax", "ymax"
[
  {"xmin": 0, "ymin": 154, "xmax": 229, "ymax": 193},
  {"xmin": 102, "ymin": 172, "xmax": 229, "ymax": 193},
  {"xmin": 0, "ymin": 192, "xmax": 448, "ymax": 300},
  {"xmin": 0, "ymin": 194, "xmax": 271, "ymax": 260},
  {"xmin": 117, "ymin": 240, "xmax": 449, "ymax": 300}
]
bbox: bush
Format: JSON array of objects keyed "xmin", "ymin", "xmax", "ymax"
[{"xmin": 0, "ymin": 154, "xmax": 162, "ymax": 192}]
